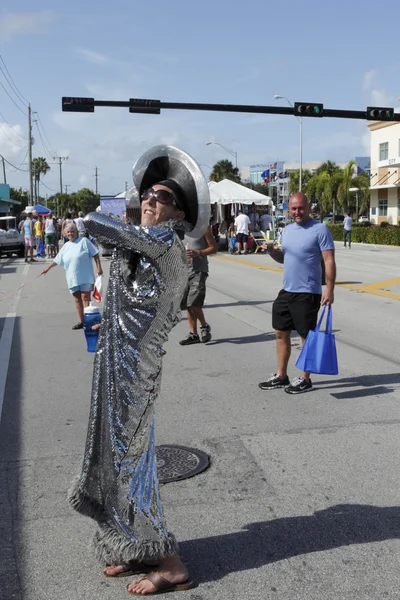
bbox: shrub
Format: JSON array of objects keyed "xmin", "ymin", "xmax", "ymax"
[
  {"xmin": 328, "ymin": 224, "xmax": 400, "ymax": 246},
  {"xmin": 379, "ymin": 221, "xmax": 390, "ymax": 228}
]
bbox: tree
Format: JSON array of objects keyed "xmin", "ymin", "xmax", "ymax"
[
  {"xmin": 209, "ymin": 159, "xmax": 241, "ymax": 183},
  {"xmin": 346, "ymin": 172, "xmax": 370, "ymax": 218},
  {"xmin": 31, "ymin": 157, "xmax": 50, "ymax": 202},
  {"xmin": 288, "ymin": 169, "xmax": 313, "ymax": 195},
  {"xmin": 10, "ymin": 187, "xmax": 30, "ymax": 211},
  {"xmin": 243, "ymin": 182, "xmax": 271, "ymax": 196},
  {"xmin": 315, "ymin": 160, "xmax": 342, "ymax": 176},
  {"xmin": 337, "ymin": 160, "xmax": 357, "ymax": 211}
]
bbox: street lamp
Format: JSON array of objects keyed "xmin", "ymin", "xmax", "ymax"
[
  {"xmin": 274, "ymin": 94, "xmax": 303, "ymax": 193},
  {"xmin": 206, "ymin": 141, "xmax": 237, "ymax": 169}
]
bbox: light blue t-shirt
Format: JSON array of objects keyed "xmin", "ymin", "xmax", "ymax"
[
  {"xmin": 54, "ymin": 237, "xmax": 99, "ymax": 289},
  {"xmin": 282, "ymin": 219, "xmax": 334, "ymax": 294}
]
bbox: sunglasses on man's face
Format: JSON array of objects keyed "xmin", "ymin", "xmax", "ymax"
[{"xmin": 141, "ymin": 187, "xmax": 181, "ymax": 208}]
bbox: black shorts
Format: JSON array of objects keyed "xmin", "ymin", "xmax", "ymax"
[
  {"xmin": 272, "ymin": 289, "xmax": 322, "ymax": 338},
  {"xmin": 180, "ymin": 271, "xmax": 208, "ymax": 309},
  {"xmin": 236, "ymin": 233, "xmax": 248, "ymax": 244}
]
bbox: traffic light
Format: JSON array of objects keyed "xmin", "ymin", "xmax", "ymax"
[
  {"xmin": 294, "ymin": 102, "xmax": 323, "ymax": 117},
  {"xmin": 129, "ymin": 98, "xmax": 161, "ymax": 114},
  {"xmin": 62, "ymin": 97, "xmax": 94, "ymax": 112},
  {"xmin": 366, "ymin": 106, "xmax": 394, "ymax": 121}
]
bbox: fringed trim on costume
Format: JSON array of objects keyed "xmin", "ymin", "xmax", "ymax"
[
  {"xmin": 92, "ymin": 521, "xmax": 179, "ymax": 564},
  {"xmin": 67, "ymin": 476, "xmax": 106, "ymax": 521}
]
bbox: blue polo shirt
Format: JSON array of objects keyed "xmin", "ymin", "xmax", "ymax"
[{"xmin": 282, "ymin": 219, "xmax": 334, "ymax": 294}]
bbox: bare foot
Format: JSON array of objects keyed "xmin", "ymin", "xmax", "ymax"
[
  {"xmin": 104, "ymin": 560, "xmax": 159, "ymax": 577},
  {"xmin": 126, "ymin": 555, "xmax": 188, "ymax": 595}
]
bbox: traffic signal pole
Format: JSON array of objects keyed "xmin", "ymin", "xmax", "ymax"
[{"xmin": 61, "ymin": 97, "xmax": 400, "ymax": 122}]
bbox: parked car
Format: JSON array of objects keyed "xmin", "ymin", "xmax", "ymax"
[
  {"xmin": 0, "ymin": 216, "xmax": 25, "ymax": 257},
  {"xmin": 358, "ymin": 216, "xmax": 369, "ymax": 223}
]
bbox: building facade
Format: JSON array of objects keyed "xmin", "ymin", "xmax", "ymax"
[{"xmin": 368, "ymin": 122, "xmax": 400, "ymax": 224}]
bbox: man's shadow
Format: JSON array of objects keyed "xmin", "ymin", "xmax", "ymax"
[{"xmin": 180, "ymin": 504, "xmax": 400, "ymax": 582}]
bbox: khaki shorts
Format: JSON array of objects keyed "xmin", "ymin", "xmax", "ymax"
[{"xmin": 180, "ymin": 271, "xmax": 208, "ymax": 309}]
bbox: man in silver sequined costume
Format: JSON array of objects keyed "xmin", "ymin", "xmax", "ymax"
[{"xmin": 68, "ymin": 146, "xmax": 210, "ymax": 596}]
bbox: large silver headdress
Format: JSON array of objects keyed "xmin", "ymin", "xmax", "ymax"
[{"xmin": 130, "ymin": 145, "xmax": 210, "ymax": 239}]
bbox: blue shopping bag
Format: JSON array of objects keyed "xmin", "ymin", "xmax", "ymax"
[{"xmin": 295, "ymin": 305, "xmax": 338, "ymax": 375}]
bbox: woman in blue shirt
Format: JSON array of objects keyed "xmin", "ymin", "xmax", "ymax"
[{"xmin": 41, "ymin": 222, "xmax": 103, "ymax": 329}]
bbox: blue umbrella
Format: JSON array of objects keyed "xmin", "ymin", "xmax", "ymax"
[{"xmin": 33, "ymin": 204, "xmax": 51, "ymax": 215}]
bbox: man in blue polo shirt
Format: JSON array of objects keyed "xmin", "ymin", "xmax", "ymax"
[{"xmin": 259, "ymin": 193, "xmax": 336, "ymax": 394}]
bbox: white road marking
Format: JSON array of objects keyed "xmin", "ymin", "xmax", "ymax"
[{"xmin": 0, "ymin": 263, "xmax": 30, "ymax": 422}]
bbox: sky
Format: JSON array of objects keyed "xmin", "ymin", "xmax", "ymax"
[{"xmin": 0, "ymin": 0, "xmax": 399, "ymax": 197}]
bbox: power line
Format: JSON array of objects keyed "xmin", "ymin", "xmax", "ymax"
[
  {"xmin": 0, "ymin": 79, "xmax": 27, "ymax": 116},
  {"xmin": 0, "ymin": 55, "xmax": 29, "ymax": 107},
  {"xmin": 0, "ymin": 119, "xmax": 27, "ymax": 148},
  {"xmin": 0, "ymin": 108, "xmax": 28, "ymax": 141},
  {"xmin": 34, "ymin": 121, "xmax": 53, "ymax": 161},
  {"xmin": 4, "ymin": 148, "xmax": 29, "ymax": 172},
  {"xmin": 1, "ymin": 154, "xmax": 29, "ymax": 172},
  {"xmin": 35, "ymin": 112, "xmax": 57, "ymax": 157},
  {"xmin": 40, "ymin": 179, "xmax": 59, "ymax": 193}
]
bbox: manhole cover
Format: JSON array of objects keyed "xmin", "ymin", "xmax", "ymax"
[{"xmin": 156, "ymin": 445, "xmax": 210, "ymax": 484}]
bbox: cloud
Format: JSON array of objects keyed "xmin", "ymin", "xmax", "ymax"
[
  {"xmin": 0, "ymin": 11, "xmax": 55, "ymax": 41},
  {"xmin": 370, "ymin": 88, "xmax": 396, "ymax": 107},
  {"xmin": 0, "ymin": 122, "xmax": 27, "ymax": 156},
  {"xmin": 75, "ymin": 47, "xmax": 110, "ymax": 66},
  {"xmin": 363, "ymin": 70, "xmax": 376, "ymax": 91}
]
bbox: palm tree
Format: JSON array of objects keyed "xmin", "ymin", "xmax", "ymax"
[
  {"xmin": 209, "ymin": 159, "xmax": 240, "ymax": 183},
  {"xmin": 337, "ymin": 160, "xmax": 357, "ymax": 211},
  {"xmin": 32, "ymin": 157, "xmax": 50, "ymax": 202},
  {"xmin": 315, "ymin": 160, "xmax": 342, "ymax": 176},
  {"xmin": 288, "ymin": 169, "xmax": 313, "ymax": 195},
  {"xmin": 347, "ymin": 172, "xmax": 370, "ymax": 218}
]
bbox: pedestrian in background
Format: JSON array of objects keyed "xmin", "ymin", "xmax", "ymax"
[
  {"xmin": 259, "ymin": 193, "xmax": 336, "ymax": 394},
  {"xmin": 234, "ymin": 208, "xmax": 251, "ymax": 255},
  {"xmin": 23, "ymin": 212, "xmax": 36, "ymax": 263},
  {"xmin": 343, "ymin": 212, "xmax": 353, "ymax": 248},
  {"xmin": 34, "ymin": 215, "xmax": 44, "ymax": 257},
  {"xmin": 74, "ymin": 211, "xmax": 87, "ymax": 237},
  {"xmin": 179, "ymin": 225, "xmax": 217, "ymax": 345},
  {"xmin": 41, "ymin": 222, "xmax": 102, "ymax": 330},
  {"xmin": 44, "ymin": 213, "xmax": 57, "ymax": 258}
]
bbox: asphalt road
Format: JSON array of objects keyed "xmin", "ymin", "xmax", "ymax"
[{"xmin": 1, "ymin": 241, "xmax": 400, "ymax": 600}]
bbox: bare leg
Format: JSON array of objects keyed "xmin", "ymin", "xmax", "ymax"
[
  {"xmin": 188, "ymin": 306, "xmax": 206, "ymax": 334},
  {"xmin": 276, "ymin": 330, "xmax": 291, "ymax": 378},
  {"xmin": 126, "ymin": 555, "xmax": 189, "ymax": 595},
  {"xmin": 237, "ymin": 242, "xmax": 242, "ymax": 253},
  {"xmin": 73, "ymin": 291, "xmax": 84, "ymax": 323},
  {"xmin": 82, "ymin": 291, "xmax": 91, "ymax": 308},
  {"xmin": 243, "ymin": 242, "xmax": 248, "ymax": 253},
  {"xmin": 300, "ymin": 336, "xmax": 310, "ymax": 381}
]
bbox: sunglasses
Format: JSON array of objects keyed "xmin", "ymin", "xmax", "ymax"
[{"xmin": 141, "ymin": 187, "xmax": 181, "ymax": 209}]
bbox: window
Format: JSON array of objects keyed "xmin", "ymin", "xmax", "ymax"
[
  {"xmin": 379, "ymin": 142, "xmax": 389, "ymax": 161},
  {"xmin": 378, "ymin": 197, "xmax": 388, "ymax": 216}
]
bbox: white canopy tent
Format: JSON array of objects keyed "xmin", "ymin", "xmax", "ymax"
[{"xmin": 209, "ymin": 179, "xmax": 272, "ymax": 206}]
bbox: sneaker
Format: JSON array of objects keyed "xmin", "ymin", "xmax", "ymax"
[
  {"xmin": 258, "ymin": 374, "xmax": 290, "ymax": 390},
  {"xmin": 285, "ymin": 376, "xmax": 313, "ymax": 394},
  {"xmin": 200, "ymin": 324, "xmax": 212, "ymax": 343},
  {"xmin": 179, "ymin": 333, "xmax": 200, "ymax": 346}
]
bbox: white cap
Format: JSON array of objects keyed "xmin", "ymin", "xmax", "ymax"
[{"xmin": 84, "ymin": 303, "xmax": 100, "ymax": 314}]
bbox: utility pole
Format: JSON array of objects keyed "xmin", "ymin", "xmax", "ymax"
[
  {"xmin": 28, "ymin": 104, "xmax": 33, "ymax": 202},
  {"xmin": 64, "ymin": 184, "xmax": 70, "ymax": 194},
  {"xmin": 125, "ymin": 180, "xmax": 128, "ymax": 192},
  {"xmin": 53, "ymin": 156, "xmax": 69, "ymax": 194},
  {"xmin": 94, "ymin": 166, "xmax": 99, "ymax": 194},
  {"xmin": 1, "ymin": 156, "xmax": 6, "ymax": 184}
]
